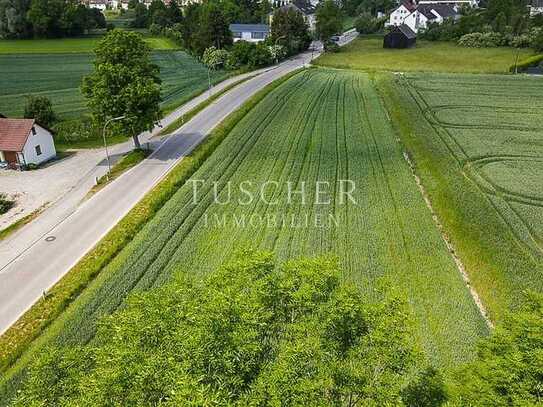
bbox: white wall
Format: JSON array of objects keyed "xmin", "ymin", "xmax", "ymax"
[
  {"xmin": 233, "ymin": 32, "xmax": 268, "ymax": 43},
  {"xmin": 21, "ymin": 125, "xmax": 56, "ymax": 166}
]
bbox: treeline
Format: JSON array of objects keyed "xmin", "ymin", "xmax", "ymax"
[
  {"xmin": 421, "ymin": 0, "xmax": 543, "ymax": 51},
  {"xmin": 0, "ymin": 0, "xmax": 106, "ymax": 39},
  {"xmin": 10, "ymin": 250, "xmax": 543, "ymax": 406}
]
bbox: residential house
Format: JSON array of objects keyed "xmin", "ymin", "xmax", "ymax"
[
  {"xmin": 230, "ymin": 24, "xmax": 270, "ymax": 43},
  {"xmin": 403, "ymin": 3, "xmax": 459, "ymax": 32},
  {"xmin": 387, "ymin": 1, "xmax": 417, "ymax": 27},
  {"xmin": 271, "ymin": 0, "xmax": 317, "ymax": 31},
  {"xmin": 0, "ymin": 119, "xmax": 56, "ymax": 170},
  {"xmin": 530, "ymin": 0, "xmax": 543, "ymax": 15},
  {"xmin": 88, "ymin": 0, "xmax": 108, "ymax": 10},
  {"xmin": 383, "ymin": 24, "xmax": 417, "ymax": 48}
]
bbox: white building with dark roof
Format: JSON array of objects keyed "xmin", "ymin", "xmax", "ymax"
[
  {"xmin": 403, "ymin": 3, "xmax": 460, "ymax": 32},
  {"xmin": 230, "ymin": 24, "xmax": 270, "ymax": 42},
  {"xmin": 530, "ymin": 0, "xmax": 543, "ymax": 15}
]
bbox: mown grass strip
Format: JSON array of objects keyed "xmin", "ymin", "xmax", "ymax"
[
  {"xmin": 0, "ymin": 68, "xmax": 304, "ymax": 402},
  {"xmin": 158, "ymin": 75, "xmax": 256, "ymax": 137}
]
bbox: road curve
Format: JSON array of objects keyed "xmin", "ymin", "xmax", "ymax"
[{"xmin": 0, "ymin": 50, "xmax": 318, "ymax": 335}]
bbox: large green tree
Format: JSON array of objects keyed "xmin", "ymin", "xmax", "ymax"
[
  {"xmin": 81, "ymin": 29, "xmax": 161, "ymax": 149},
  {"xmin": 452, "ymin": 291, "xmax": 543, "ymax": 406},
  {"xmin": 270, "ymin": 7, "xmax": 311, "ymax": 56},
  {"xmin": 192, "ymin": 0, "xmax": 232, "ymax": 56},
  {"xmin": 12, "ymin": 251, "xmax": 442, "ymax": 406},
  {"xmin": 316, "ymin": 0, "xmax": 343, "ymax": 41},
  {"xmin": 0, "ymin": 0, "xmax": 31, "ymax": 38}
]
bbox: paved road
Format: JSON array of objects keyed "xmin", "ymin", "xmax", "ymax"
[
  {"xmin": 0, "ymin": 50, "xmax": 318, "ymax": 334},
  {"xmin": 0, "ymin": 32, "xmax": 358, "ymax": 335}
]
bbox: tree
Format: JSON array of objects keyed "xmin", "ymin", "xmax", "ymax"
[
  {"xmin": 81, "ymin": 29, "xmax": 161, "ymax": 149},
  {"xmin": 26, "ymin": 0, "xmax": 64, "ymax": 37},
  {"xmin": 130, "ymin": 2, "xmax": 149, "ymax": 28},
  {"xmin": 13, "ymin": 250, "xmax": 438, "ymax": 406},
  {"xmin": 0, "ymin": 0, "xmax": 32, "ymax": 39},
  {"xmin": 452, "ymin": 291, "xmax": 543, "ymax": 406},
  {"xmin": 192, "ymin": 0, "xmax": 232, "ymax": 56},
  {"xmin": 316, "ymin": 0, "xmax": 343, "ymax": 42},
  {"xmin": 355, "ymin": 12, "xmax": 381, "ymax": 34},
  {"xmin": 24, "ymin": 95, "xmax": 56, "ymax": 127},
  {"xmin": 270, "ymin": 7, "xmax": 311, "ymax": 56}
]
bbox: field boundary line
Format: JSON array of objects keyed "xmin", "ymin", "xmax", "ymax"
[{"xmin": 402, "ymin": 151, "xmax": 494, "ymax": 329}]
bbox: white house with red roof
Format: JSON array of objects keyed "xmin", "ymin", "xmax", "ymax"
[
  {"xmin": 387, "ymin": 1, "xmax": 417, "ymax": 27},
  {"xmin": 0, "ymin": 118, "xmax": 56, "ymax": 170}
]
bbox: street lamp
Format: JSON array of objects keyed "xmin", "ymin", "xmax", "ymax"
[{"xmin": 102, "ymin": 115, "xmax": 125, "ymax": 180}]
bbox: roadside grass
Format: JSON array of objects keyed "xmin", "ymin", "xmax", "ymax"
[
  {"xmin": 54, "ymin": 133, "xmax": 127, "ymax": 152},
  {"xmin": 0, "ymin": 36, "xmax": 178, "ymax": 53},
  {"xmin": 0, "ymin": 69, "xmax": 302, "ymax": 403},
  {"xmin": 89, "ymin": 148, "xmax": 151, "ymax": 195},
  {"xmin": 0, "ymin": 208, "xmax": 43, "ymax": 242},
  {"xmin": 375, "ymin": 72, "xmax": 543, "ymax": 323},
  {"xmin": 314, "ymin": 37, "xmax": 534, "ymax": 73},
  {"xmin": 158, "ymin": 74, "xmax": 256, "ymax": 137}
]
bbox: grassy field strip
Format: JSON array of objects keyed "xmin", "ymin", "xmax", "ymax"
[
  {"xmin": 0, "ymin": 37, "xmax": 178, "ymax": 53},
  {"xmin": 402, "ymin": 150, "xmax": 493, "ymax": 328},
  {"xmin": 0, "ymin": 51, "xmax": 227, "ymax": 118},
  {"xmin": 0, "ymin": 69, "xmax": 302, "ymax": 402},
  {"xmin": 314, "ymin": 37, "xmax": 534, "ymax": 74},
  {"xmin": 377, "ymin": 72, "xmax": 543, "ymax": 322}
]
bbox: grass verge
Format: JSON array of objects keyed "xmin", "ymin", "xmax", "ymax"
[
  {"xmin": 0, "ymin": 208, "xmax": 43, "ymax": 242},
  {"xmin": 315, "ymin": 37, "xmax": 534, "ymax": 74},
  {"xmin": 0, "ymin": 67, "xmax": 304, "ymax": 403},
  {"xmin": 88, "ymin": 148, "xmax": 150, "ymax": 196},
  {"xmin": 158, "ymin": 75, "xmax": 256, "ymax": 137}
]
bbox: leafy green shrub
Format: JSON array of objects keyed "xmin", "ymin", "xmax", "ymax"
[
  {"xmin": 202, "ymin": 46, "xmax": 229, "ymax": 69},
  {"xmin": 12, "ymin": 251, "xmax": 441, "ymax": 406},
  {"xmin": 509, "ymin": 53, "xmax": 543, "ymax": 72},
  {"xmin": 458, "ymin": 32, "xmax": 505, "ymax": 47},
  {"xmin": 23, "ymin": 95, "xmax": 56, "ymax": 128},
  {"xmin": 323, "ymin": 39, "xmax": 340, "ymax": 52},
  {"xmin": 227, "ymin": 41, "xmax": 273, "ymax": 68},
  {"xmin": 451, "ymin": 291, "xmax": 543, "ymax": 405},
  {"xmin": 355, "ymin": 12, "xmax": 382, "ymax": 34},
  {"xmin": 0, "ymin": 194, "xmax": 15, "ymax": 215}
]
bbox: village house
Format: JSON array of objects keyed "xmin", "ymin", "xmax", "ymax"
[
  {"xmin": 230, "ymin": 24, "xmax": 270, "ymax": 43},
  {"xmin": 403, "ymin": 3, "xmax": 459, "ymax": 32},
  {"xmin": 387, "ymin": 1, "xmax": 417, "ymax": 27},
  {"xmin": 0, "ymin": 118, "xmax": 56, "ymax": 170},
  {"xmin": 271, "ymin": 0, "xmax": 317, "ymax": 31},
  {"xmin": 384, "ymin": 23, "xmax": 417, "ymax": 48},
  {"xmin": 530, "ymin": 0, "xmax": 543, "ymax": 15},
  {"xmin": 87, "ymin": 0, "xmax": 108, "ymax": 10}
]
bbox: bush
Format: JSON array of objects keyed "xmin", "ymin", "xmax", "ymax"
[
  {"xmin": 0, "ymin": 194, "xmax": 15, "ymax": 215},
  {"xmin": 355, "ymin": 13, "xmax": 381, "ymax": 34},
  {"xmin": 23, "ymin": 95, "xmax": 56, "ymax": 128},
  {"xmin": 458, "ymin": 32, "xmax": 505, "ymax": 47},
  {"xmin": 227, "ymin": 41, "xmax": 273, "ymax": 69},
  {"xmin": 202, "ymin": 46, "xmax": 229, "ymax": 70},
  {"xmin": 323, "ymin": 39, "xmax": 340, "ymax": 52},
  {"xmin": 148, "ymin": 23, "xmax": 162, "ymax": 36},
  {"xmin": 268, "ymin": 44, "xmax": 287, "ymax": 63}
]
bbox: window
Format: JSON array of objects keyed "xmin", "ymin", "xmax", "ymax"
[
  {"xmin": 35, "ymin": 145, "xmax": 42, "ymax": 156},
  {"xmin": 251, "ymin": 31, "xmax": 266, "ymax": 39}
]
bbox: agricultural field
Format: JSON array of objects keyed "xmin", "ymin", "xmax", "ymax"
[
  {"xmin": 0, "ymin": 36, "xmax": 178, "ymax": 54},
  {"xmin": 315, "ymin": 37, "xmax": 534, "ymax": 73},
  {"xmin": 0, "ymin": 69, "xmax": 488, "ymax": 399},
  {"xmin": 0, "ymin": 51, "xmax": 228, "ymax": 119},
  {"xmin": 379, "ymin": 72, "xmax": 543, "ymax": 321}
]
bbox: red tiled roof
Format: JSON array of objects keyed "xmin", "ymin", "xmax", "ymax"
[{"xmin": 0, "ymin": 119, "xmax": 34, "ymax": 152}]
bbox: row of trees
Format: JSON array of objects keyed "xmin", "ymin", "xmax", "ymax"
[
  {"xmin": 420, "ymin": 0, "xmax": 543, "ymax": 51},
  {"xmin": 0, "ymin": 0, "xmax": 106, "ymax": 39},
  {"xmin": 11, "ymin": 248, "xmax": 543, "ymax": 405}
]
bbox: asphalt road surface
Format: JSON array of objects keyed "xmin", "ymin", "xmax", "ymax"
[
  {"xmin": 0, "ymin": 32, "xmax": 358, "ymax": 335},
  {"xmin": 0, "ymin": 50, "xmax": 318, "ymax": 334}
]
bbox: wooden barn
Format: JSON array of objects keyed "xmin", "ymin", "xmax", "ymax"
[{"xmin": 383, "ymin": 24, "xmax": 417, "ymax": 49}]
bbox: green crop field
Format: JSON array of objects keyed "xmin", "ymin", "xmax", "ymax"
[
  {"xmin": 315, "ymin": 37, "xmax": 534, "ymax": 73},
  {"xmin": 0, "ymin": 70, "xmax": 488, "ymax": 398},
  {"xmin": 0, "ymin": 36, "xmax": 178, "ymax": 53},
  {"xmin": 380, "ymin": 72, "xmax": 543, "ymax": 321},
  {"xmin": 0, "ymin": 51, "xmax": 227, "ymax": 119}
]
